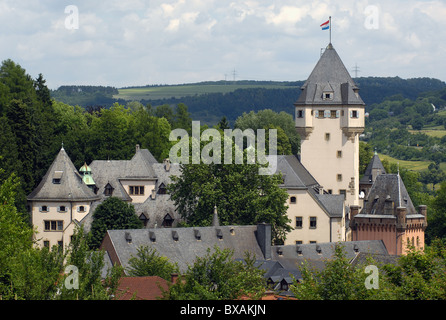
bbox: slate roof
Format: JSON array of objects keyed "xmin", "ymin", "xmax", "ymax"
[
  {"xmin": 27, "ymin": 147, "xmax": 100, "ymax": 202},
  {"xmin": 104, "ymin": 225, "xmax": 265, "ymax": 274},
  {"xmin": 89, "ymin": 148, "xmax": 158, "ymax": 202},
  {"xmin": 274, "ymin": 155, "xmax": 319, "ymax": 189},
  {"xmin": 359, "ymin": 153, "xmax": 386, "ymax": 185},
  {"xmin": 359, "ymin": 174, "xmax": 422, "ymax": 218},
  {"xmin": 295, "ymin": 43, "xmax": 365, "ymax": 106},
  {"xmin": 271, "ymin": 240, "xmax": 389, "ymax": 277},
  {"xmin": 272, "ymin": 155, "xmax": 344, "ymax": 218}
]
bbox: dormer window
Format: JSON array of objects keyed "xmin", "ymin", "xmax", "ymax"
[
  {"xmin": 158, "ymin": 183, "xmax": 167, "ymax": 195},
  {"xmin": 52, "ymin": 171, "xmax": 63, "ymax": 184},
  {"xmin": 104, "ymin": 183, "xmax": 114, "ymax": 196},
  {"xmin": 323, "ymin": 92, "xmax": 333, "ymax": 100},
  {"xmin": 162, "ymin": 213, "xmax": 174, "ymax": 227}
]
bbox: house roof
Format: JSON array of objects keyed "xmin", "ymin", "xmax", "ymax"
[
  {"xmin": 359, "ymin": 174, "xmax": 421, "ymax": 217},
  {"xmin": 104, "ymin": 225, "xmax": 265, "ymax": 274},
  {"xmin": 271, "ymin": 240, "xmax": 389, "ymax": 277},
  {"xmin": 359, "ymin": 153, "xmax": 386, "ymax": 185},
  {"xmin": 115, "ymin": 276, "xmax": 169, "ymax": 300},
  {"xmin": 274, "ymin": 155, "xmax": 319, "ymax": 189},
  {"xmin": 27, "ymin": 147, "xmax": 100, "ymax": 202},
  {"xmin": 314, "ymin": 194, "xmax": 345, "ymax": 218},
  {"xmin": 295, "ymin": 43, "xmax": 364, "ymax": 106}
]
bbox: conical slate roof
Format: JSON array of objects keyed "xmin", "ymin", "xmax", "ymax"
[
  {"xmin": 295, "ymin": 43, "xmax": 364, "ymax": 106},
  {"xmin": 27, "ymin": 147, "xmax": 100, "ymax": 202},
  {"xmin": 359, "ymin": 153, "xmax": 386, "ymax": 185}
]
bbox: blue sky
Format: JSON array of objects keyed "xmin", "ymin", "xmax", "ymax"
[{"xmin": 1, "ymin": 0, "xmax": 445, "ymax": 89}]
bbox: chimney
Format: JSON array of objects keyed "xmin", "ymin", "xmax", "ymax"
[
  {"xmin": 418, "ymin": 205, "xmax": 428, "ymax": 228},
  {"xmin": 136, "ymin": 144, "xmax": 140, "ymax": 152},
  {"xmin": 256, "ymin": 223, "xmax": 271, "ymax": 260},
  {"xmin": 396, "ymin": 207, "xmax": 407, "ymax": 231},
  {"xmin": 212, "ymin": 205, "xmax": 220, "ymax": 227},
  {"xmin": 384, "ymin": 196, "xmax": 394, "ymax": 215},
  {"xmin": 350, "ymin": 205, "xmax": 360, "ymax": 220},
  {"xmin": 171, "ymin": 273, "xmax": 179, "ymax": 284},
  {"xmin": 163, "ymin": 158, "xmax": 171, "ymax": 172},
  {"xmin": 151, "ymin": 189, "xmax": 156, "ymax": 200}
]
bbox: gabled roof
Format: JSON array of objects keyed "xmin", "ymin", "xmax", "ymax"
[
  {"xmin": 273, "ymin": 155, "xmax": 319, "ymax": 189},
  {"xmin": 103, "ymin": 225, "xmax": 265, "ymax": 273},
  {"xmin": 27, "ymin": 147, "xmax": 100, "ymax": 202},
  {"xmin": 295, "ymin": 43, "xmax": 364, "ymax": 106}
]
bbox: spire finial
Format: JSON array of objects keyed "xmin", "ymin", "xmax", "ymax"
[{"xmin": 61, "ymin": 141, "xmax": 64, "ymax": 150}]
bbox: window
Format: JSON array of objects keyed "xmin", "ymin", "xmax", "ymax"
[
  {"xmin": 78, "ymin": 206, "xmax": 85, "ymax": 212},
  {"xmin": 290, "ymin": 196, "xmax": 296, "ymax": 204},
  {"xmin": 129, "ymin": 186, "xmax": 145, "ymax": 195},
  {"xmin": 337, "ymin": 150, "xmax": 342, "ymax": 158},
  {"xmin": 295, "ymin": 240, "xmax": 303, "ymax": 245},
  {"xmin": 337, "ymin": 174, "xmax": 342, "ymax": 182},
  {"xmin": 309, "ymin": 217, "xmax": 317, "ymax": 229},
  {"xmin": 351, "ymin": 110, "xmax": 359, "ymax": 118},
  {"xmin": 44, "ymin": 220, "xmax": 63, "ymax": 231},
  {"xmin": 317, "ymin": 110, "xmax": 325, "ymax": 118},
  {"xmin": 104, "ymin": 183, "xmax": 114, "ymax": 196},
  {"xmin": 40, "ymin": 205, "xmax": 48, "ymax": 212},
  {"xmin": 58, "ymin": 206, "xmax": 67, "ymax": 212},
  {"xmin": 163, "ymin": 214, "xmax": 174, "ymax": 227},
  {"xmin": 158, "ymin": 183, "xmax": 167, "ymax": 195},
  {"xmin": 43, "ymin": 241, "xmax": 50, "ymax": 248},
  {"xmin": 340, "ymin": 189, "xmax": 346, "ymax": 199},
  {"xmin": 309, "ymin": 241, "xmax": 317, "ymax": 244},
  {"xmin": 295, "ymin": 217, "xmax": 303, "ymax": 229},
  {"xmin": 52, "ymin": 178, "xmax": 61, "ymax": 184},
  {"xmin": 324, "ymin": 93, "xmax": 332, "ymax": 100},
  {"xmin": 297, "ymin": 110, "xmax": 304, "ymax": 118},
  {"xmin": 325, "ymin": 133, "xmax": 330, "ymax": 141}
]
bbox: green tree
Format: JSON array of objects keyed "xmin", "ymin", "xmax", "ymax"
[
  {"xmin": 0, "ymin": 171, "xmax": 34, "ymax": 298},
  {"xmin": 290, "ymin": 244, "xmax": 395, "ymax": 300},
  {"xmin": 359, "ymin": 142, "xmax": 374, "ymax": 175},
  {"xmin": 127, "ymin": 246, "xmax": 179, "ymax": 280},
  {"xmin": 169, "ymin": 160, "xmax": 290, "ymax": 243},
  {"xmin": 57, "ymin": 226, "xmax": 123, "ymax": 300},
  {"xmin": 89, "ymin": 197, "xmax": 143, "ymax": 249},
  {"xmin": 162, "ymin": 247, "xmax": 266, "ymax": 300},
  {"xmin": 234, "ymin": 109, "xmax": 300, "ymax": 155},
  {"xmin": 6, "ymin": 246, "xmax": 65, "ymax": 300},
  {"xmin": 173, "ymin": 103, "xmax": 192, "ymax": 133}
]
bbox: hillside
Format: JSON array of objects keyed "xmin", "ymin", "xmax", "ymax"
[{"xmin": 50, "ymin": 77, "xmax": 445, "ymax": 125}]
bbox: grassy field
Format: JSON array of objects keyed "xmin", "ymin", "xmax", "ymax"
[
  {"xmin": 378, "ymin": 153, "xmax": 433, "ymax": 172},
  {"xmin": 115, "ymin": 82, "xmax": 298, "ymax": 101},
  {"xmin": 409, "ymin": 126, "xmax": 446, "ymax": 138}
]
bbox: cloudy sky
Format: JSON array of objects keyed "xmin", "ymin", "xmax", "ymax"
[{"xmin": 0, "ymin": 0, "xmax": 445, "ymax": 89}]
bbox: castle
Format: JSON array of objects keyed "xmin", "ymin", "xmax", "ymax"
[{"xmin": 27, "ymin": 43, "xmax": 427, "ymax": 255}]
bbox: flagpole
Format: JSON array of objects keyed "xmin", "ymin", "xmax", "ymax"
[{"xmin": 329, "ymin": 16, "xmax": 331, "ymax": 44}]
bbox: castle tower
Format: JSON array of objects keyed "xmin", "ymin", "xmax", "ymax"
[{"xmin": 295, "ymin": 43, "xmax": 365, "ymax": 206}]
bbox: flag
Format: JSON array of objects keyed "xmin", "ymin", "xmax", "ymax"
[{"xmin": 320, "ymin": 20, "xmax": 329, "ymax": 30}]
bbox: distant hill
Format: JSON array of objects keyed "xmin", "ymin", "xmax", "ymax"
[{"xmin": 50, "ymin": 77, "xmax": 445, "ymax": 125}]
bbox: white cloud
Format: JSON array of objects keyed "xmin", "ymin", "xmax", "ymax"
[{"xmin": 0, "ymin": 0, "xmax": 444, "ymax": 88}]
